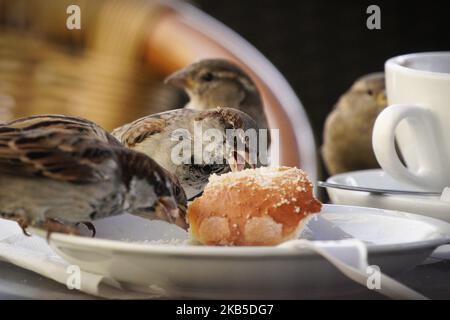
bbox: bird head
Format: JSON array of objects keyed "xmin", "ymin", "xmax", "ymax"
[
  {"xmin": 153, "ymin": 176, "xmax": 188, "ymax": 230},
  {"xmin": 165, "ymin": 59, "xmax": 259, "ymax": 110},
  {"xmin": 350, "ymin": 72, "xmax": 387, "ymax": 110},
  {"xmin": 119, "ymin": 150, "xmax": 188, "ymax": 230},
  {"xmin": 210, "ymin": 107, "xmax": 263, "ymax": 172},
  {"xmin": 181, "ymin": 108, "xmax": 262, "ymax": 198}
]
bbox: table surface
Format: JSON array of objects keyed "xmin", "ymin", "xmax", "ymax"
[{"xmin": 1, "ymin": 258, "xmax": 450, "ymax": 300}]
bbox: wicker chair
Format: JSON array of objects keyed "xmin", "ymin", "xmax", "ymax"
[{"xmin": 0, "ymin": 0, "xmax": 317, "ymax": 180}]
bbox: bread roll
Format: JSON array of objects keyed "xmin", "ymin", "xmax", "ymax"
[{"xmin": 187, "ymin": 167, "xmax": 322, "ymax": 246}]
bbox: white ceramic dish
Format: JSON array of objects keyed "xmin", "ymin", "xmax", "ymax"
[
  {"xmin": 326, "ymin": 169, "xmax": 450, "ymax": 222},
  {"xmin": 30, "ymin": 204, "xmax": 450, "ymax": 299}
]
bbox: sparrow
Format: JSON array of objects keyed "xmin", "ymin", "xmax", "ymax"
[
  {"xmin": 112, "ymin": 107, "xmax": 262, "ymax": 200},
  {"xmin": 322, "ymin": 73, "xmax": 387, "ymax": 175},
  {"xmin": 164, "ymin": 59, "xmax": 269, "ymax": 132},
  {"xmin": 0, "ymin": 115, "xmax": 188, "ymax": 237}
]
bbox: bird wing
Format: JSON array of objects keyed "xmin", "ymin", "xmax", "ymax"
[
  {"xmin": 111, "ymin": 108, "xmax": 197, "ymax": 148},
  {"xmin": 4, "ymin": 115, "xmax": 122, "ymax": 147},
  {"xmin": 113, "ymin": 108, "xmax": 230, "ymax": 148},
  {"xmin": 0, "ymin": 126, "xmax": 118, "ymax": 183},
  {"xmin": 112, "ymin": 117, "xmax": 167, "ymax": 147}
]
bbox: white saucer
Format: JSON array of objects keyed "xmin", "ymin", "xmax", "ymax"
[
  {"xmin": 326, "ymin": 169, "xmax": 450, "ymax": 222},
  {"xmin": 27, "ymin": 204, "xmax": 450, "ymax": 299}
]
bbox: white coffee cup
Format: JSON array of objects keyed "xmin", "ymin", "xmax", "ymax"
[{"xmin": 373, "ymin": 52, "xmax": 450, "ymax": 191}]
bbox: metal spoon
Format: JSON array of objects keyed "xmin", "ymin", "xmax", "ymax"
[{"xmin": 318, "ymin": 181, "xmax": 441, "ymax": 196}]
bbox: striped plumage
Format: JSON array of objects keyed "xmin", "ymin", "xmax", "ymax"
[
  {"xmin": 112, "ymin": 107, "xmax": 261, "ymax": 200},
  {"xmin": 0, "ymin": 115, "xmax": 188, "ymax": 235},
  {"xmin": 3, "ymin": 114, "xmax": 122, "ymax": 147}
]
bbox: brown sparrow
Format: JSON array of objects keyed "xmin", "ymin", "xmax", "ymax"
[
  {"xmin": 112, "ymin": 107, "xmax": 262, "ymax": 200},
  {"xmin": 322, "ymin": 73, "xmax": 387, "ymax": 175},
  {"xmin": 0, "ymin": 115, "xmax": 188, "ymax": 236},
  {"xmin": 165, "ymin": 59, "xmax": 269, "ymax": 132}
]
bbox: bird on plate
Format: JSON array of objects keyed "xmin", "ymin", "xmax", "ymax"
[
  {"xmin": 165, "ymin": 59, "xmax": 269, "ymax": 132},
  {"xmin": 0, "ymin": 115, "xmax": 188, "ymax": 237},
  {"xmin": 112, "ymin": 107, "xmax": 262, "ymax": 200},
  {"xmin": 322, "ymin": 73, "xmax": 387, "ymax": 175}
]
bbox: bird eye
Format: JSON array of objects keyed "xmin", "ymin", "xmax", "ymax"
[
  {"xmin": 367, "ymin": 89, "xmax": 374, "ymax": 96},
  {"xmin": 200, "ymin": 72, "xmax": 214, "ymax": 82}
]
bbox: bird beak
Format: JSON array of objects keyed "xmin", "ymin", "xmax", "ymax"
[
  {"xmin": 156, "ymin": 196, "xmax": 189, "ymax": 230},
  {"xmin": 376, "ymin": 91, "xmax": 387, "ymax": 106},
  {"xmin": 164, "ymin": 70, "xmax": 191, "ymax": 89}
]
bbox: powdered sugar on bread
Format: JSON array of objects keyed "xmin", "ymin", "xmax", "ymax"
[{"xmin": 188, "ymin": 167, "xmax": 322, "ymax": 246}]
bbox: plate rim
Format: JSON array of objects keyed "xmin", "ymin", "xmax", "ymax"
[
  {"xmin": 326, "ymin": 169, "xmax": 450, "ymax": 208},
  {"xmin": 327, "ymin": 168, "xmax": 439, "ymax": 194},
  {"xmin": 28, "ymin": 204, "xmax": 450, "ymax": 258}
]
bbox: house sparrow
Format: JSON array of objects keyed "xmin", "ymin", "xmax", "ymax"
[
  {"xmin": 322, "ymin": 73, "xmax": 387, "ymax": 175},
  {"xmin": 112, "ymin": 107, "xmax": 262, "ymax": 200},
  {"xmin": 0, "ymin": 115, "xmax": 188, "ymax": 237},
  {"xmin": 165, "ymin": 59, "xmax": 269, "ymax": 132}
]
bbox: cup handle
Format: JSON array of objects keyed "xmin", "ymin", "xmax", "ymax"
[{"xmin": 372, "ymin": 104, "xmax": 444, "ymax": 190}]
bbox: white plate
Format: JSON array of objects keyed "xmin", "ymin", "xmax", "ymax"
[
  {"xmin": 31, "ymin": 204, "xmax": 450, "ymax": 299},
  {"xmin": 326, "ymin": 169, "xmax": 450, "ymax": 222}
]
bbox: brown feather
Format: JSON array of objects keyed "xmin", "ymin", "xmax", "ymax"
[
  {"xmin": 120, "ymin": 118, "xmax": 166, "ymax": 147},
  {"xmin": 0, "ymin": 117, "xmax": 119, "ymax": 183},
  {"xmin": 4, "ymin": 115, "xmax": 121, "ymax": 147}
]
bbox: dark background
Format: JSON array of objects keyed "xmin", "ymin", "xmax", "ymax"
[{"xmin": 196, "ymin": 0, "xmax": 450, "ymax": 144}]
